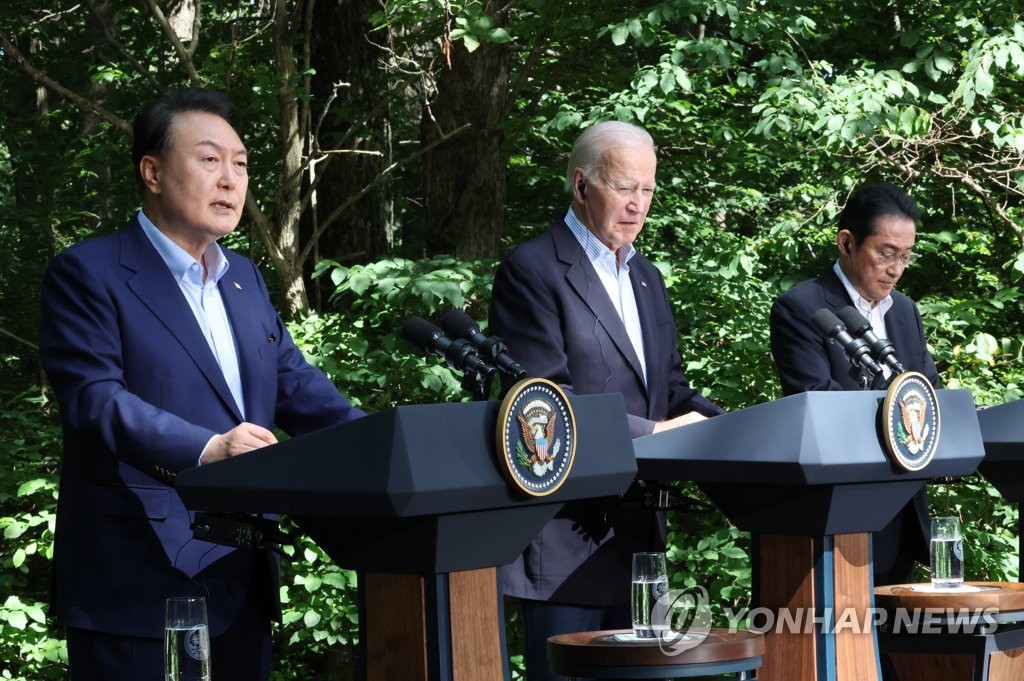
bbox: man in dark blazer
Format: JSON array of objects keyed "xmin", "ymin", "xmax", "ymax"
[
  {"xmin": 770, "ymin": 182, "xmax": 939, "ymax": 585},
  {"xmin": 39, "ymin": 88, "xmax": 364, "ymax": 681},
  {"xmin": 490, "ymin": 121, "xmax": 723, "ymax": 681}
]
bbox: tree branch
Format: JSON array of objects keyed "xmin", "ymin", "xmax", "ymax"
[
  {"xmin": 300, "ymin": 122, "xmax": 472, "ymax": 263},
  {"xmin": 141, "ymin": 0, "xmax": 202, "ymax": 85},
  {"xmin": 86, "ymin": 0, "xmax": 164, "ymax": 92},
  {"xmin": 0, "ymin": 30, "xmax": 132, "ymax": 134},
  {"xmin": 0, "ymin": 327, "xmax": 38, "ymax": 351}
]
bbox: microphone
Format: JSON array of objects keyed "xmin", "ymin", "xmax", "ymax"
[
  {"xmin": 439, "ymin": 309, "xmax": 528, "ymax": 382},
  {"xmin": 401, "ymin": 316, "xmax": 497, "ymax": 376},
  {"xmin": 811, "ymin": 308, "xmax": 883, "ymax": 378},
  {"xmin": 835, "ymin": 306, "xmax": 906, "ymax": 375}
]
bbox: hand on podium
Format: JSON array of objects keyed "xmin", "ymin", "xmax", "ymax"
[
  {"xmin": 652, "ymin": 410, "xmax": 708, "ymax": 433},
  {"xmin": 200, "ymin": 422, "xmax": 278, "ymax": 465}
]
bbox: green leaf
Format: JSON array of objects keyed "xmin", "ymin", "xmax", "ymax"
[
  {"xmin": 1009, "ymin": 42, "xmax": 1024, "ymax": 69},
  {"xmin": 932, "ymin": 53, "xmax": 955, "ymax": 74},
  {"xmin": 6, "ymin": 610, "xmax": 27, "ymax": 631},
  {"xmin": 659, "ymin": 70, "xmax": 675, "ymax": 95},
  {"xmin": 970, "ymin": 333, "xmax": 999, "ymax": 362},
  {"xmin": 17, "ymin": 478, "xmax": 51, "ymax": 497},
  {"xmin": 975, "ymin": 67, "xmax": 994, "ymax": 97},
  {"xmin": 611, "ymin": 24, "xmax": 629, "ymax": 46},
  {"xmin": 4, "ymin": 522, "xmax": 26, "ymax": 540},
  {"xmin": 321, "ymin": 572, "xmax": 348, "ymax": 589},
  {"xmin": 489, "ymin": 28, "xmax": 511, "ymax": 44},
  {"xmin": 347, "ymin": 273, "xmax": 372, "ymax": 295},
  {"xmin": 303, "ymin": 609, "xmax": 322, "ymax": 628}
]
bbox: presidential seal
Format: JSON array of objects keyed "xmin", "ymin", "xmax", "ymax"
[
  {"xmin": 882, "ymin": 371, "xmax": 941, "ymax": 471},
  {"xmin": 496, "ymin": 378, "xmax": 577, "ymax": 496}
]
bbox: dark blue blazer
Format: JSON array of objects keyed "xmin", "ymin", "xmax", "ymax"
[
  {"xmin": 39, "ymin": 214, "xmax": 363, "ymax": 638},
  {"xmin": 769, "ymin": 266, "xmax": 939, "ymax": 576},
  {"xmin": 769, "ymin": 266, "xmax": 939, "ymax": 394},
  {"xmin": 490, "ymin": 219, "xmax": 722, "ymax": 605}
]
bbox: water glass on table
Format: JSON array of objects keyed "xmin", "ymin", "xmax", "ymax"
[
  {"xmin": 930, "ymin": 516, "xmax": 964, "ymax": 589},
  {"xmin": 165, "ymin": 596, "xmax": 211, "ymax": 681},
  {"xmin": 631, "ymin": 552, "xmax": 669, "ymax": 638}
]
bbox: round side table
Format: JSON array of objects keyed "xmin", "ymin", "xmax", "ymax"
[
  {"xmin": 547, "ymin": 628, "xmax": 765, "ymax": 680},
  {"xmin": 874, "ymin": 582, "xmax": 1024, "ymax": 681}
]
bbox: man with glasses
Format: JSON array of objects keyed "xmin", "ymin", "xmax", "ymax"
[
  {"xmin": 770, "ymin": 182, "xmax": 939, "ymax": 584},
  {"xmin": 490, "ymin": 121, "xmax": 723, "ymax": 681}
]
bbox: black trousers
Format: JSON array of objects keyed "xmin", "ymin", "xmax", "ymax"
[
  {"xmin": 519, "ymin": 598, "xmax": 631, "ymax": 681},
  {"xmin": 65, "ymin": 591, "xmax": 272, "ymax": 681}
]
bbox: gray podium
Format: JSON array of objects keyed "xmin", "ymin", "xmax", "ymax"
[
  {"xmin": 633, "ymin": 389, "xmax": 985, "ymax": 681},
  {"xmin": 175, "ymin": 393, "xmax": 637, "ymax": 681},
  {"xmin": 977, "ymin": 398, "xmax": 1024, "ymax": 578}
]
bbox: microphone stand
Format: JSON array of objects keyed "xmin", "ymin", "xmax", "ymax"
[
  {"xmin": 461, "ymin": 364, "xmax": 496, "ymax": 402},
  {"xmin": 869, "ymin": 371, "xmax": 889, "ymax": 391},
  {"xmin": 470, "ymin": 334, "xmax": 525, "ymax": 399}
]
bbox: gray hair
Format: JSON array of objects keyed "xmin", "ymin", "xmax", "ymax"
[{"xmin": 564, "ymin": 121, "xmax": 655, "ymax": 193}]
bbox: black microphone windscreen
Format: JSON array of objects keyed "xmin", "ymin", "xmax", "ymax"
[
  {"xmin": 836, "ymin": 306, "xmax": 871, "ymax": 335},
  {"xmin": 440, "ymin": 308, "xmax": 480, "ymax": 341},
  {"xmin": 401, "ymin": 316, "xmax": 442, "ymax": 351},
  {"xmin": 812, "ymin": 308, "xmax": 843, "ymax": 338}
]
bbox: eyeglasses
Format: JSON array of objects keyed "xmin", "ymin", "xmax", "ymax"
[
  {"xmin": 875, "ymin": 250, "xmax": 920, "ymax": 267},
  {"xmin": 602, "ymin": 179, "xmax": 656, "ymax": 200}
]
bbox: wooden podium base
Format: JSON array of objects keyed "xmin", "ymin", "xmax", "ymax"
[
  {"xmin": 361, "ymin": 567, "xmax": 508, "ymax": 681},
  {"xmin": 755, "ymin": 532, "xmax": 880, "ymax": 681}
]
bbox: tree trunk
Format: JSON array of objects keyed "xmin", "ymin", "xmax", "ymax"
[
  {"xmin": 420, "ymin": 4, "xmax": 510, "ymax": 259},
  {"xmin": 268, "ymin": 0, "xmax": 308, "ymax": 313},
  {"xmin": 307, "ymin": 0, "xmax": 391, "ymax": 307}
]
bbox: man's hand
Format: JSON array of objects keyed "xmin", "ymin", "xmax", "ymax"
[
  {"xmin": 200, "ymin": 422, "xmax": 278, "ymax": 464},
  {"xmin": 652, "ymin": 411, "xmax": 708, "ymax": 433}
]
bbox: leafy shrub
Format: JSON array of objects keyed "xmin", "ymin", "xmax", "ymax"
[{"xmin": 0, "ymin": 393, "xmax": 64, "ymax": 680}]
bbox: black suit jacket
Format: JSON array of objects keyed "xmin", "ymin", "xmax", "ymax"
[
  {"xmin": 769, "ymin": 266, "xmax": 939, "ymax": 577},
  {"xmin": 490, "ymin": 218, "xmax": 722, "ymax": 605}
]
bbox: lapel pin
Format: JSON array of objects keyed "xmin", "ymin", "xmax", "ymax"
[
  {"xmin": 234, "ymin": 281, "xmax": 242, "ymax": 290},
  {"xmin": 640, "ymin": 280, "xmax": 648, "ymax": 288}
]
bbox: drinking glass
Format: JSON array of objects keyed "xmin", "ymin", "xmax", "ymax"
[
  {"xmin": 165, "ymin": 597, "xmax": 211, "ymax": 681},
  {"xmin": 631, "ymin": 552, "xmax": 669, "ymax": 638},
  {"xmin": 930, "ymin": 516, "xmax": 964, "ymax": 589}
]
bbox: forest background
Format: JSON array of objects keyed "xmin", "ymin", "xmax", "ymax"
[{"xmin": 2, "ymin": 0, "xmax": 1024, "ymax": 678}]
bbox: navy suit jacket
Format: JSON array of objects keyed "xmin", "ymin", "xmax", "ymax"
[
  {"xmin": 39, "ymin": 214, "xmax": 363, "ymax": 638},
  {"xmin": 490, "ymin": 218, "xmax": 721, "ymax": 605},
  {"xmin": 769, "ymin": 266, "xmax": 939, "ymax": 574},
  {"xmin": 769, "ymin": 266, "xmax": 939, "ymax": 394}
]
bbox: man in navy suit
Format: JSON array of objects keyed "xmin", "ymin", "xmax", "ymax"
[
  {"xmin": 39, "ymin": 88, "xmax": 364, "ymax": 680},
  {"xmin": 770, "ymin": 182, "xmax": 940, "ymax": 585},
  {"xmin": 490, "ymin": 121, "xmax": 723, "ymax": 681}
]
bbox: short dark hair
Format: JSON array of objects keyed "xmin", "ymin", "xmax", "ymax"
[
  {"xmin": 131, "ymin": 87, "xmax": 241, "ymax": 195},
  {"xmin": 838, "ymin": 183, "xmax": 921, "ymax": 244}
]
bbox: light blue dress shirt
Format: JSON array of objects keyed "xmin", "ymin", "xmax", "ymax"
[{"xmin": 138, "ymin": 210, "xmax": 246, "ymax": 417}]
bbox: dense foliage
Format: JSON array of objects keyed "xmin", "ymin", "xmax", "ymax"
[{"xmin": 2, "ymin": 0, "xmax": 1023, "ymax": 679}]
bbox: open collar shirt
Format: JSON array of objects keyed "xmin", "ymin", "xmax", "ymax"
[{"xmin": 565, "ymin": 207, "xmax": 647, "ymax": 385}]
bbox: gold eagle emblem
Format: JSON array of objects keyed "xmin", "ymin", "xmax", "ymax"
[{"xmin": 898, "ymin": 389, "xmax": 929, "ymax": 454}]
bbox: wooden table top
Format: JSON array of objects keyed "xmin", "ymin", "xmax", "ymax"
[
  {"xmin": 874, "ymin": 582, "xmax": 1024, "ymax": 612},
  {"xmin": 546, "ymin": 628, "xmax": 765, "ymax": 667}
]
